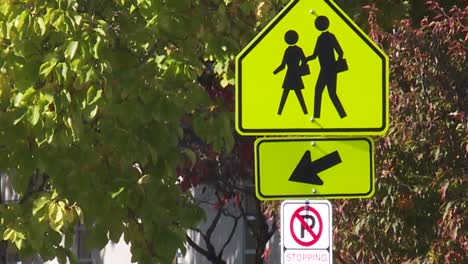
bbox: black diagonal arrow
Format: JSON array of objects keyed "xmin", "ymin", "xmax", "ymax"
[{"xmin": 289, "ymin": 150, "xmax": 342, "ymax": 185}]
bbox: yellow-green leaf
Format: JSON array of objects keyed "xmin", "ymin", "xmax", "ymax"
[
  {"xmin": 48, "ymin": 202, "xmax": 64, "ymax": 225},
  {"xmin": 39, "ymin": 58, "xmax": 58, "ymax": 78},
  {"xmin": 33, "ymin": 195, "xmax": 51, "ymax": 215},
  {"xmin": 65, "ymin": 41, "xmax": 79, "ymax": 59},
  {"xmin": 28, "ymin": 105, "xmax": 41, "ymax": 125},
  {"xmin": 37, "ymin": 17, "xmax": 46, "ymax": 35},
  {"xmin": 137, "ymin": 174, "xmax": 151, "ymax": 185},
  {"xmin": 3, "ymin": 227, "xmax": 15, "ymax": 241},
  {"xmin": 74, "ymin": 206, "xmax": 84, "ymax": 224}
]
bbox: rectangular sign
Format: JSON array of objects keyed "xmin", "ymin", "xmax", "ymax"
[
  {"xmin": 281, "ymin": 200, "xmax": 332, "ymax": 264},
  {"xmin": 255, "ymin": 137, "xmax": 374, "ymax": 200},
  {"xmin": 283, "ymin": 249, "xmax": 330, "ymax": 264}
]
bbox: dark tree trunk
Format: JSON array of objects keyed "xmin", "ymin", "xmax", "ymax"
[
  {"xmin": 0, "ymin": 241, "xmax": 7, "ymax": 264},
  {"xmin": 0, "ymin": 189, "xmax": 6, "ymax": 264},
  {"xmin": 253, "ymin": 199, "xmax": 278, "ymax": 264}
]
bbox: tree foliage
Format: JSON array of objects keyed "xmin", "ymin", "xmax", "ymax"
[
  {"xmin": 180, "ymin": 133, "xmax": 279, "ymax": 264},
  {"xmin": 0, "ymin": 0, "xmax": 279, "ymax": 262},
  {"xmin": 334, "ymin": 2, "xmax": 467, "ymax": 263}
]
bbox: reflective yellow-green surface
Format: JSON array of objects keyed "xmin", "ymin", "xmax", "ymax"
[
  {"xmin": 236, "ymin": 0, "xmax": 389, "ymax": 135},
  {"xmin": 255, "ymin": 137, "xmax": 374, "ymax": 200}
]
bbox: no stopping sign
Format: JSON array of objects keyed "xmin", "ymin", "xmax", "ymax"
[
  {"xmin": 281, "ymin": 200, "xmax": 332, "ymax": 251},
  {"xmin": 290, "ymin": 206, "xmax": 323, "ymax": 246}
]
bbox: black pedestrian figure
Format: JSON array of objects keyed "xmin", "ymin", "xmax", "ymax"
[
  {"xmin": 308, "ymin": 16, "xmax": 347, "ymax": 119},
  {"xmin": 274, "ymin": 30, "xmax": 308, "ymax": 115}
]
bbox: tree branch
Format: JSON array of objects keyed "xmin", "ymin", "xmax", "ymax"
[
  {"xmin": 19, "ymin": 172, "xmax": 49, "ymax": 204},
  {"xmin": 218, "ymin": 214, "xmax": 241, "ymax": 257},
  {"xmin": 266, "ymin": 213, "xmax": 278, "ymax": 241},
  {"xmin": 185, "ymin": 233, "xmax": 210, "ymax": 258},
  {"xmin": 205, "ymin": 197, "xmax": 223, "ymax": 240},
  {"xmin": 126, "ymin": 208, "xmax": 160, "ymax": 260}
]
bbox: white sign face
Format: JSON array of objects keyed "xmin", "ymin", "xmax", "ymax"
[{"xmin": 281, "ymin": 200, "xmax": 332, "ymax": 264}]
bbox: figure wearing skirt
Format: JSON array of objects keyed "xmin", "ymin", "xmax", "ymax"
[{"xmin": 273, "ymin": 30, "xmax": 309, "ymax": 115}]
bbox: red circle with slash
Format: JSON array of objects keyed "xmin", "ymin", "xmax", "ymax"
[{"xmin": 290, "ymin": 206, "xmax": 323, "ymax": 246}]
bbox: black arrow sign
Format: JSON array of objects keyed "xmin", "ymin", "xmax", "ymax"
[{"xmin": 289, "ymin": 150, "xmax": 342, "ymax": 185}]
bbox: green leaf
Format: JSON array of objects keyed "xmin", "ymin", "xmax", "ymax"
[
  {"xmin": 93, "ymin": 27, "xmax": 106, "ymax": 36},
  {"xmin": 85, "ymin": 67, "xmax": 97, "ymax": 82},
  {"xmin": 21, "ymin": 87, "xmax": 36, "ymax": 104},
  {"xmin": 73, "ymin": 15, "xmax": 82, "ymax": 26},
  {"xmin": 28, "ymin": 105, "xmax": 41, "ymax": 125},
  {"xmin": 39, "ymin": 58, "xmax": 58, "ymax": 78},
  {"xmin": 87, "ymin": 223, "xmax": 109, "ymax": 250},
  {"xmin": 68, "ymin": 248, "xmax": 79, "ymax": 264},
  {"xmin": 137, "ymin": 174, "xmax": 151, "ymax": 185},
  {"xmin": 15, "ymin": 10, "xmax": 29, "ymax": 30},
  {"xmin": 48, "ymin": 202, "xmax": 64, "ymax": 232},
  {"xmin": 64, "ymin": 209, "xmax": 75, "ymax": 224},
  {"xmin": 111, "ymin": 187, "xmax": 125, "ymax": 199},
  {"xmin": 33, "ymin": 195, "xmax": 51, "ymax": 216},
  {"xmin": 65, "ymin": 41, "xmax": 79, "ymax": 59},
  {"xmin": 61, "ymin": 62, "xmax": 68, "ymax": 80},
  {"xmin": 14, "ymin": 237, "xmax": 24, "ymax": 250},
  {"xmin": 36, "ymin": 17, "xmax": 46, "ymax": 35},
  {"xmin": 86, "ymin": 85, "xmax": 102, "ymax": 105},
  {"xmin": 182, "ymin": 148, "xmax": 197, "ymax": 169},
  {"xmin": 14, "ymin": 92, "xmax": 24, "ymax": 107},
  {"xmin": 130, "ymin": 5, "xmax": 137, "ymax": 14},
  {"xmin": 87, "ymin": 104, "xmax": 99, "ymax": 119},
  {"xmin": 220, "ymin": 78, "xmax": 229, "ymax": 88},
  {"xmin": 74, "ymin": 206, "xmax": 84, "ymax": 224}
]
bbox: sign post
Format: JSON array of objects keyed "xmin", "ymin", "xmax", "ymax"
[
  {"xmin": 234, "ymin": 0, "xmax": 389, "ymax": 263},
  {"xmin": 282, "ymin": 200, "xmax": 332, "ymax": 264}
]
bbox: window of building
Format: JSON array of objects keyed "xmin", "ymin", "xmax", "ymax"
[
  {"xmin": 5, "ymin": 244, "xmax": 18, "ymax": 264},
  {"xmin": 75, "ymin": 224, "xmax": 94, "ymax": 264},
  {"xmin": 0, "ymin": 173, "xmax": 21, "ymax": 204}
]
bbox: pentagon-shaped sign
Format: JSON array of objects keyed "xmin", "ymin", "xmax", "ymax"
[{"xmin": 236, "ymin": 0, "xmax": 389, "ymax": 135}]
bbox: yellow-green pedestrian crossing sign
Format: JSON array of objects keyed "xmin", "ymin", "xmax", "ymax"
[
  {"xmin": 235, "ymin": 0, "xmax": 389, "ymax": 135},
  {"xmin": 255, "ymin": 137, "xmax": 374, "ymax": 200}
]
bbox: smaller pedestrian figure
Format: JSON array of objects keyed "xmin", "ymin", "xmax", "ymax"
[{"xmin": 274, "ymin": 30, "xmax": 308, "ymax": 115}]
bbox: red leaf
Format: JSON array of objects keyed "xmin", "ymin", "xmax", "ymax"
[
  {"xmin": 179, "ymin": 178, "xmax": 190, "ymax": 192},
  {"xmin": 234, "ymin": 193, "xmax": 241, "ymax": 207},
  {"xmin": 261, "ymin": 248, "xmax": 272, "ymax": 261},
  {"xmin": 440, "ymin": 181, "xmax": 450, "ymax": 201},
  {"xmin": 191, "ymin": 175, "xmax": 200, "ymax": 186}
]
